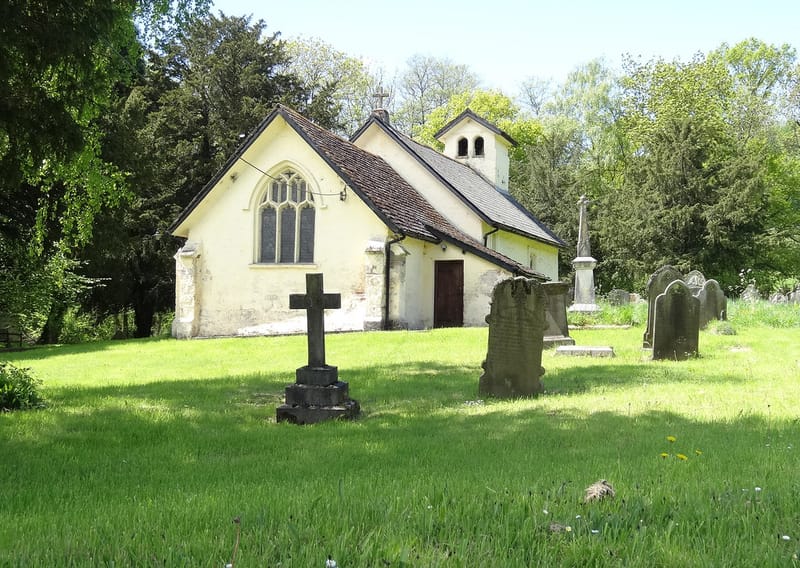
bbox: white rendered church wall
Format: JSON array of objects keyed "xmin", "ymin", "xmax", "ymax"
[
  {"xmin": 490, "ymin": 230, "xmax": 559, "ymax": 282},
  {"xmin": 177, "ymin": 119, "xmax": 391, "ymax": 337},
  {"xmin": 353, "ymin": 125, "xmax": 483, "ymax": 241}
]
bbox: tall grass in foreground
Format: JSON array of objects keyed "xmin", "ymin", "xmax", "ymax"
[{"xmin": 1, "ymin": 309, "xmax": 799, "ymax": 566}]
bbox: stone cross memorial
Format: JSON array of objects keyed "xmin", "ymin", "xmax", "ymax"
[
  {"xmin": 276, "ymin": 273, "xmax": 360, "ymax": 424},
  {"xmin": 479, "ymin": 277, "xmax": 547, "ymax": 398},
  {"xmin": 569, "ymin": 195, "xmax": 600, "ymax": 313}
]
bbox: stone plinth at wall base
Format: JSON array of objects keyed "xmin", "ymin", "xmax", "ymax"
[
  {"xmin": 555, "ymin": 345, "xmax": 615, "ymax": 357},
  {"xmin": 543, "ymin": 335, "xmax": 576, "ymax": 348},
  {"xmin": 276, "ymin": 400, "xmax": 360, "ymax": 425},
  {"xmin": 568, "ymin": 303, "xmax": 601, "ymax": 313}
]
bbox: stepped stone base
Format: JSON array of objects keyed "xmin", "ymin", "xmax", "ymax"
[
  {"xmin": 555, "ymin": 345, "xmax": 615, "ymax": 357},
  {"xmin": 276, "ymin": 400, "xmax": 360, "ymax": 425},
  {"xmin": 277, "ymin": 364, "xmax": 360, "ymax": 425}
]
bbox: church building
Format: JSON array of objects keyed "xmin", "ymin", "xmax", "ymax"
[{"xmin": 168, "ymin": 104, "xmax": 564, "ymax": 338}]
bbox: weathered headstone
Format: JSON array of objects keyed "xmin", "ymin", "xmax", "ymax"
[
  {"xmin": 741, "ymin": 283, "xmax": 760, "ymax": 302},
  {"xmin": 643, "ymin": 265, "xmax": 684, "ymax": 348},
  {"xmin": 789, "ymin": 284, "xmax": 800, "ymax": 304},
  {"xmin": 569, "ymin": 195, "xmax": 600, "ymax": 313},
  {"xmin": 607, "ymin": 289, "xmax": 631, "ymax": 306},
  {"xmin": 652, "ymin": 280, "xmax": 700, "ymax": 361},
  {"xmin": 479, "ymin": 277, "xmax": 547, "ymax": 398},
  {"xmin": 684, "ymin": 270, "xmax": 706, "ymax": 294},
  {"xmin": 769, "ymin": 292, "xmax": 788, "ymax": 304},
  {"xmin": 542, "ymin": 282, "xmax": 575, "ymax": 348},
  {"xmin": 696, "ymin": 279, "xmax": 727, "ymax": 329},
  {"xmin": 276, "ymin": 273, "xmax": 360, "ymax": 424}
]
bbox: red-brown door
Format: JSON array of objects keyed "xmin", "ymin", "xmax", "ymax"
[{"xmin": 434, "ymin": 260, "xmax": 464, "ymax": 328}]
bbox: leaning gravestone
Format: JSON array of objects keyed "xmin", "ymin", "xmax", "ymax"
[
  {"xmin": 643, "ymin": 265, "xmax": 684, "ymax": 348},
  {"xmin": 652, "ymin": 280, "xmax": 700, "ymax": 361},
  {"xmin": 684, "ymin": 270, "xmax": 706, "ymax": 294},
  {"xmin": 696, "ymin": 279, "xmax": 727, "ymax": 329},
  {"xmin": 276, "ymin": 273, "xmax": 360, "ymax": 424},
  {"xmin": 479, "ymin": 277, "xmax": 547, "ymax": 398},
  {"xmin": 769, "ymin": 292, "xmax": 788, "ymax": 304},
  {"xmin": 542, "ymin": 282, "xmax": 575, "ymax": 348}
]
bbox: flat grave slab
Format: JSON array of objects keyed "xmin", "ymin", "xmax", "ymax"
[{"xmin": 554, "ymin": 345, "xmax": 615, "ymax": 357}]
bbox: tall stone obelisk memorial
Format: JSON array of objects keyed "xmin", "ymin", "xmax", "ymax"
[{"xmin": 568, "ymin": 195, "xmax": 600, "ymax": 313}]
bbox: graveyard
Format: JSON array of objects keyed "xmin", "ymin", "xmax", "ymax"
[{"xmin": 2, "ymin": 300, "xmax": 800, "ymax": 566}]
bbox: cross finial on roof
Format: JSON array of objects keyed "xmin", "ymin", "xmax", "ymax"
[{"xmin": 372, "ymin": 86, "xmax": 390, "ymax": 109}]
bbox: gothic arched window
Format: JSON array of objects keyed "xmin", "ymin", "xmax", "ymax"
[{"xmin": 258, "ymin": 170, "xmax": 315, "ymax": 263}]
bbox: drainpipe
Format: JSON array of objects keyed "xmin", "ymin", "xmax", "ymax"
[
  {"xmin": 384, "ymin": 234, "xmax": 406, "ymax": 330},
  {"xmin": 483, "ymin": 226, "xmax": 499, "ymax": 246}
]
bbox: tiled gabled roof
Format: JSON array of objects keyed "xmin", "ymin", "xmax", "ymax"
[
  {"xmin": 170, "ymin": 105, "xmax": 543, "ymax": 278},
  {"xmin": 353, "ymin": 116, "xmax": 565, "ymax": 248},
  {"xmin": 433, "ymin": 108, "xmax": 517, "ymax": 147}
]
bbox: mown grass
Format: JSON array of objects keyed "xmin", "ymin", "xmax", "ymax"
[{"xmin": 2, "ymin": 303, "xmax": 800, "ymax": 566}]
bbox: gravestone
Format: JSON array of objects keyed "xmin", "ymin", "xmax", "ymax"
[
  {"xmin": 696, "ymin": 279, "xmax": 727, "ymax": 329},
  {"xmin": 789, "ymin": 284, "xmax": 800, "ymax": 304},
  {"xmin": 276, "ymin": 273, "xmax": 360, "ymax": 424},
  {"xmin": 607, "ymin": 289, "xmax": 631, "ymax": 306},
  {"xmin": 479, "ymin": 277, "xmax": 547, "ymax": 398},
  {"xmin": 643, "ymin": 265, "xmax": 684, "ymax": 348},
  {"xmin": 569, "ymin": 195, "xmax": 600, "ymax": 313},
  {"xmin": 769, "ymin": 292, "xmax": 788, "ymax": 304},
  {"xmin": 684, "ymin": 270, "xmax": 706, "ymax": 294},
  {"xmin": 542, "ymin": 282, "xmax": 575, "ymax": 348},
  {"xmin": 741, "ymin": 283, "xmax": 760, "ymax": 302},
  {"xmin": 652, "ymin": 280, "xmax": 700, "ymax": 361}
]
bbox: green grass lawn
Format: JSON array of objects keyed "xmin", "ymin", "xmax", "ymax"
[{"xmin": 2, "ymin": 305, "xmax": 800, "ymax": 566}]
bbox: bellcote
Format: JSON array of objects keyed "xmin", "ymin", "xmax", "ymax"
[{"xmin": 434, "ymin": 109, "xmax": 516, "ymax": 190}]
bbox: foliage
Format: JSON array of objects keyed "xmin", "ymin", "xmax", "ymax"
[
  {"xmin": 0, "ymin": 362, "xmax": 43, "ymax": 411},
  {"xmin": 2, "ymin": 325, "xmax": 800, "ymax": 564},
  {"xmin": 285, "ymin": 37, "xmax": 386, "ymax": 136},
  {"xmin": 393, "ymin": 54, "xmax": 480, "ymax": 135},
  {"xmin": 0, "ymin": 1, "xmax": 209, "ymax": 342},
  {"xmin": 566, "ymin": 300, "xmax": 648, "ymax": 327}
]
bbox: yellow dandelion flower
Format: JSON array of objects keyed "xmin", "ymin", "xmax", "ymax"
[
  {"xmin": 660, "ymin": 453, "xmax": 669, "ymax": 459},
  {"xmin": 695, "ymin": 449, "xmax": 703, "ymax": 455},
  {"xmin": 666, "ymin": 436, "xmax": 677, "ymax": 443},
  {"xmin": 676, "ymin": 453, "xmax": 688, "ymax": 461}
]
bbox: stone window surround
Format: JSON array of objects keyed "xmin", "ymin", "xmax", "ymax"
[{"xmin": 256, "ymin": 168, "xmax": 315, "ymax": 264}]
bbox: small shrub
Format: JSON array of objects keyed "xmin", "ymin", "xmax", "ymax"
[{"xmin": 0, "ymin": 362, "xmax": 44, "ymax": 411}]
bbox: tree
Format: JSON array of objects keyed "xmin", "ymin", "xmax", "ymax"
[
  {"xmin": 597, "ymin": 54, "xmax": 769, "ymax": 290},
  {"xmin": 285, "ymin": 37, "xmax": 386, "ymax": 135},
  {"xmin": 0, "ymin": 0, "xmax": 209, "ymax": 341},
  {"xmin": 393, "ymin": 55, "xmax": 480, "ymax": 136}
]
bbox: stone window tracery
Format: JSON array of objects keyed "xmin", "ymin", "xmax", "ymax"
[{"xmin": 258, "ymin": 169, "xmax": 315, "ymax": 263}]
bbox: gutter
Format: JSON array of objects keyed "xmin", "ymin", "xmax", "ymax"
[
  {"xmin": 384, "ymin": 234, "xmax": 406, "ymax": 331},
  {"xmin": 483, "ymin": 226, "xmax": 500, "ymax": 246}
]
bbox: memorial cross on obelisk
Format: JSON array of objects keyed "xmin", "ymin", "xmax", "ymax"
[{"xmin": 289, "ymin": 273, "xmax": 341, "ymax": 368}]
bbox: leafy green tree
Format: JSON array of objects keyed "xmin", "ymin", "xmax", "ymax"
[
  {"xmin": 0, "ymin": 0, "xmax": 208, "ymax": 341},
  {"xmin": 285, "ymin": 37, "xmax": 387, "ymax": 135}
]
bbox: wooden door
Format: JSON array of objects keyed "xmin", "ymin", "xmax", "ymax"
[{"xmin": 434, "ymin": 260, "xmax": 464, "ymax": 328}]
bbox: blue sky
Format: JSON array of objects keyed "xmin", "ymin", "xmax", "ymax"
[{"xmin": 210, "ymin": 0, "xmax": 799, "ymax": 94}]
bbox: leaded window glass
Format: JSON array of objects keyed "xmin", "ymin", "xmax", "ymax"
[{"xmin": 258, "ymin": 169, "xmax": 315, "ymax": 263}]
